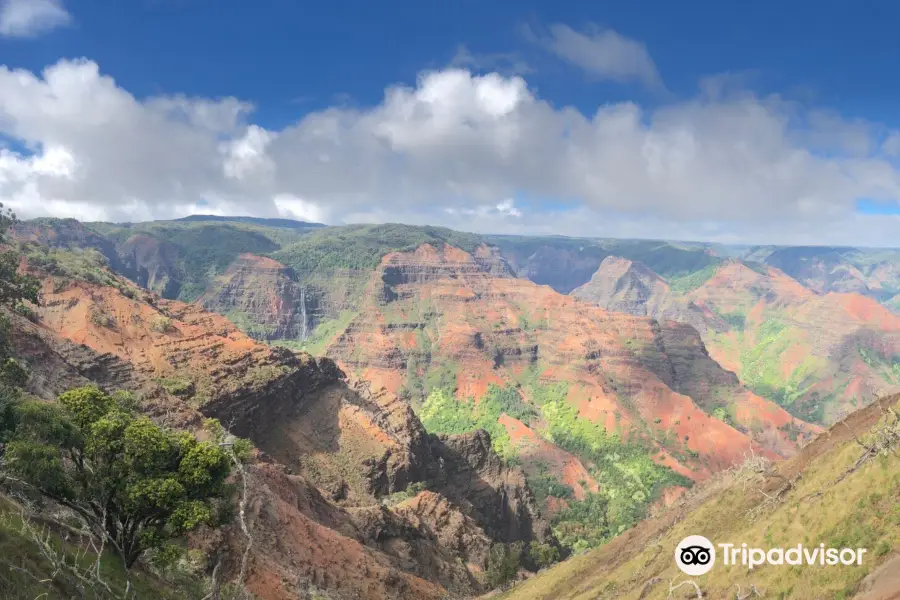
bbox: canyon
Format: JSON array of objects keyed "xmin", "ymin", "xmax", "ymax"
[{"xmin": 11, "ymin": 216, "xmax": 900, "ymax": 598}]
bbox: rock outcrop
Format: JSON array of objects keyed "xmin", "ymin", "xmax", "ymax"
[
  {"xmin": 426, "ymin": 429, "xmax": 552, "ymax": 544},
  {"xmin": 572, "ymin": 256, "xmax": 670, "ymax": 316}
]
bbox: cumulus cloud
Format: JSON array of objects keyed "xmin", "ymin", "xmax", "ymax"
[
  {"xmin": 525, "ymin": 23, "xmax": 662, "ymax": 88},
  {"xmin": 0, "ymin": 0, "xmax": 70, "ymax": 38},
  {"xmin": 5, "ymin": 57, "xmax": 900, "ymax": 245}
]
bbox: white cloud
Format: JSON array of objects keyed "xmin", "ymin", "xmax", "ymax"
[
  {"xmin": 526, "ymin": 23, "xmax": 662, "ymax": 89},
  {"xmin": 5, "ymin": 58, "xmax": 900, "ymax": 245},
  {"xmin": 0, "ymin": 0, "xmax": 70, "ymax": 38},
  {"xmin": 222, "ymin": 125, "xmax": 276, "ymax": 182},
  {"xmin": 273, "ymin": 193, "xmax": 327, "ymax": 223},
  {"xmin": 883, "ymin": 131, "xmax": 900, "ymax": 157},
  {"xmin": 495, "ymin": 199, "xmax": 522, "ymax": 217}
]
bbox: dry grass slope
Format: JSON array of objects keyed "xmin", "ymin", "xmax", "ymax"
[{"xmin": 499, "ymin": 395, "xmax": 900, "ymax": 600}]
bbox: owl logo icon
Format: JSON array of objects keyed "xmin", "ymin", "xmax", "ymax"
[{"xmin": 675, "ymin": 535, "xmax": 716, "ymax": 576}]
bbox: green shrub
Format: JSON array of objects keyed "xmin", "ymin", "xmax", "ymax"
[
  {"xmin": 12, "ymin": 302, "xmax": 37, "ymax": 322},
  {"xmin": 0, "ymin": 359, "xmax": 28, "ymax": 388},
  {"xmin": 485, "ymin": 542, "xmax": 524, "ymax": 589},
  {"xmin": 540, "ymin": 396, "xmax": 691, "ymax": 548},
  {"xmin": 156, "ymin": 377, "xmax": 195, "ymax": 398},
  {"xmin": 382, "ymin": 481, "xmax": 428, "ymax": 506},
  {"xmin": 202, "ymin": 417, "xmax": 255, "ymax": 463},
  {"xmin": 89, "ymin": 307, "xmax": 115, "ymax": 328},
  {"xmin": 150, "ymin": 316, "xmax": 174, "ymax": 333},
  {"xmin": 419, "ymin": 389, "xmax": 477, "ymax": 435},
  {"xmin": 527, "ymin": 542, "xmax": 561, "ymax": 570},
  {"xmin": 274, "ymin": 223, "xmax": 484, "ymax": 273},
  {"xmin": 528, "ymin": 471, "xmax": 574, "ymax": 504}
]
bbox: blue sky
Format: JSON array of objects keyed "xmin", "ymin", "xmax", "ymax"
[
  {"xmin": 4, "ymin": 0, "xmax": 900, "ymax": 244},
  {"xmin": 7, "ymin": 1, "xmax": 900, "ymax": 123}
]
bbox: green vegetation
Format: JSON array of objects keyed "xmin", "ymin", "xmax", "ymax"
[
  {"xmin": 709, "ymin": 305, "xmax": 747, "ymax": 330},
  {"xmin": 274, "ymin": 223, "xmax": 485, "ymax": 272},
  {"xmin": 2, "ymin": 385, "xmax": 232, "ymax": 569},
  {"xmin": 738, "ymin": 318, "xmax": 821, "ymax": 416},
  {"xmin": 540, "ymin": 396, "xmax": 691, "ymax": 549},
  {"xmin": 501, "ymin": 400, "xmax": 900, "ymax": 600},
  {"xmin": 527, "ymin": 542, "xmax": 561, "ymax": 571},
  {"xmin": 420, "ymin": 376, "xmax": 689, "ymax": 552},
  {"xmin": 12, "ymin": 301, "xmax": 37, "ymax": 322},
  {"xmin": 0, "ymin": 497, "xmax": 206, "ymax": 600},
  {"xmin": 276, "ymin": 310, "xmax": 358, "ymax": 356},
  {"xmin": 712, "ymin": 405, "xmax": 737, "ymax": 426},
  {"xmin": 224, "ymin": 309, "xmax": 276, "ymax": 340},
  {"xmin": 527, "ymin": 467, "xmax": 575, "ymax": 505},
  {"xmin": 419, "ymin": 389, "xmax": 478, "ymax": 435},
  {"xmin": 156, "ymin": 376, "xmax": 195, "ymax": 398},
  {"xmin": 859, "ymin": 345, "xmax": 900, "ymax": 385},
  {"xmin": 381, "ymin": 481, "xmax": 428, "ymax": 506},
  {"xmin": 156, "ymin": 225, "xmax": 279, "ymax": 301},
  {"xmin": 89, "ymin": 306, "xmax": 115, "ymax": 328},
  {"xmin": 485, "ymin": 541, "xmax": 525, "ymax": 589},
  {"xmin": 483, "ymin": 539, "xmax": 562, "ymax": 588},
  {"xmin": 21, "ymin": 243, "xmax": 120, "ymax": 289},
  {"xmin": 667, "ymin": 262, "xmax": 720, "ymax": 293},
  {"xmin": 612, "ymin": 242, "xmax": 720, "ymax": 279},
  {"xmin": 0, "ymin": 207, "xmax": 39, "ymax": 307},
  {"xmin": 419, "ymin": 384, "xmax": 536, "ymax": 460},
  {"xmin": 150, "ymin": 315, "xmax": 175, "ymax": 333},
  {"xmin": 550, "ymin": 494, "xmax": 612, "ymax": 552},
  {"xmin": 424, "ymin": 362, "xmax": 458, "ymax": 397},
  {"xmin": 518, "ymin": 367, "xmax": 569, "ymax": 406},
  {"xmin": 91, "ymin": 221, "xmax": 288, "ymax": 301},
  {"xmin": 486, "ymin": 235, "xmax": 604, "ymax": 265}
]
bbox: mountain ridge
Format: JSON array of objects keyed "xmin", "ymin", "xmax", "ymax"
[{"xmin": 573, "ymin": 256, "xmax": 900, "ymax": 424}]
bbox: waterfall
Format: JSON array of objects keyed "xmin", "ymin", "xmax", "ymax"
[{"xmin": 299, "ymin": 285, "xmax": 308, "ymax": 341}]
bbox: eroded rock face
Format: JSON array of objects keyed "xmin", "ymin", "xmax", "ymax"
[
  {"xmin": 198, "ymin": 253, "xmax": 317, "ymax": 341},
  {"xmin": 219, "ymin": 463, "xmax": 449, "ymax": 600},
  {"xmin": 427, "ymin": 429, "xmax": 552, "ymax": 545},
  {"xmin": 326, "ymin": 242, "xmax": 817, "ymax": 488},
  {"xmin": 20, "ymin": 266, "xmax": 549, "ymax": 599},
  {"xmin": 116, "ymin": 233, "xmax": 183, "ymax": 298},
  {"xmin": 572, "ymin": 256, "xmax": 670, "ymax": 317},
  {"xmin": 379, "ymin": 243, "xmax": 514, "ymax": 292},
  {"xmin": 573, "ymin": 255, "xmax": 900, "ymax": 424}
]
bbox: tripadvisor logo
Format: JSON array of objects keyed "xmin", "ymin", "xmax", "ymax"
[
  {"xmin": 675, "ymin": 535, "xmax": 716, "ymax": 576},
  {"xmin": 675, "ymin": 536, "xmax": 868, "ymax": 575}
]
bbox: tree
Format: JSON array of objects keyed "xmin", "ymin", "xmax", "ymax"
[
  {"xmin": 3, "ymin": 385, "xmax": 231, "ymax": 569},
  {"xmin": 485, "ymin": 541, "xmax": 524, "ymax": 589},
  {"xmin": 527, "ymin": 541, "xmax": 561, "ymax": 570},
  {"xmin": 0, "ymin": 203, "xmax": 39, "ymax": 307}
]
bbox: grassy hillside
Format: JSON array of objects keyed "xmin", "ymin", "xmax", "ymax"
[
  {"xmin": 0, "ymin": 497, "xmax": 207, "ymax": 600},
  {"xmin": 500, "ymin": 395, "xmax": 900, "ymax": 600},
  {"xmin": 90, "ymin": 221, "xmax": 292, "ymax": 301},
  {"xmin": 274, "ymin": 223, "xmax": 486, "ymax": 272}
]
